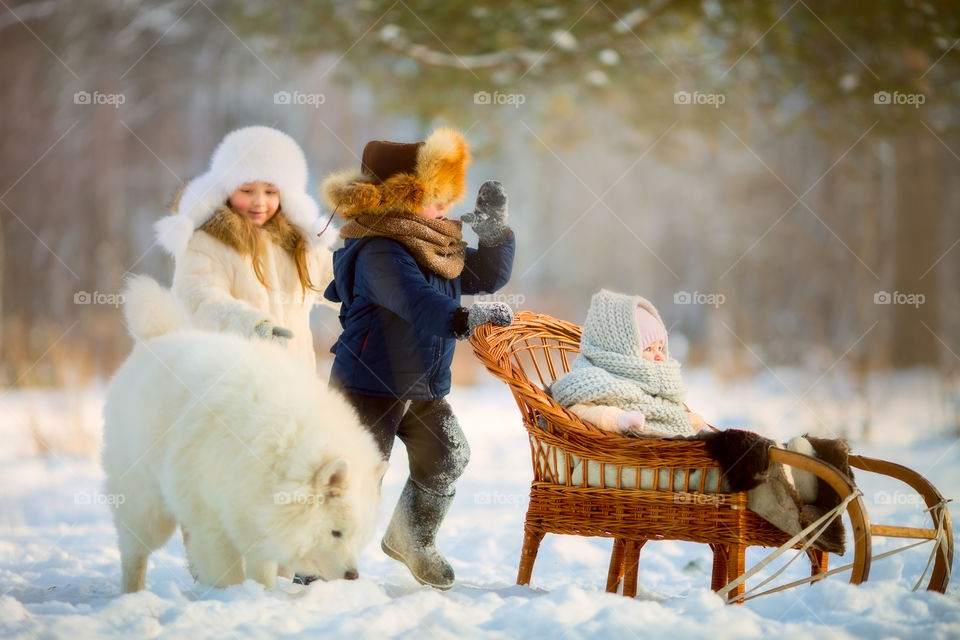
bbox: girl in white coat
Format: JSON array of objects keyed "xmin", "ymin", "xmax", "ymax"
[{"xmin": 154, "ymin": 126, "xmax": 334, "ymax": 370}]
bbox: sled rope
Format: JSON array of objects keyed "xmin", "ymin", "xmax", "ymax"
[
  {"xmin": 736, "ymin": 534, "xmax": 937, "ymax": 602},
  {"xmin": 718, "ymin": 490, "xmax": 860, "ymax": 602},
  {"xmin": 720, "ymin": 496, "xmax": 952, "ymax": 603},
  {"xmin": 912, "ymin": 499, "xmax": 951, "ymax": 592},
  {"xmin": 750, "ymin": 499, "xmax": 952, "ymax": 601}
]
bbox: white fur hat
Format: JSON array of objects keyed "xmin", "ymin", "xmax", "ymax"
[{"xmin": 155, "ymin": 126, "xmax": 332, "ymax": 255}]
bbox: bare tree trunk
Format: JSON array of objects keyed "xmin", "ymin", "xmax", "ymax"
[
  {"xmin": 0, "ymin": 211, "xmax": 4, "ymax": 373},
  {"xmin": 891, "ymin": 128, "xmax": 941, "ymax": 368}
]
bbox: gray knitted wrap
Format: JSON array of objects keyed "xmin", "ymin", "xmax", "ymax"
[{"xmin": 552, "ymin": 290, "xmax": 695, "ymax": 436}]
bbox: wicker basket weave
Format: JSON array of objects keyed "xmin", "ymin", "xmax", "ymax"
[{"xmin": 470, "ymin": 311, "xmax": 828, "ymax": 598}]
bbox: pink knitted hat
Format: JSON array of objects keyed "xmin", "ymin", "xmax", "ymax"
[{"xmin": 636, "ymin": 306, "xmax": 667, "ymax": 351}]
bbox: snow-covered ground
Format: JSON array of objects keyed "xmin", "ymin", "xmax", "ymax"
[{"xmin": 1, "ymin": 370, "xmax": 958, "ymax": 639}]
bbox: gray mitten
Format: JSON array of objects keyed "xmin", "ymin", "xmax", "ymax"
[
  {"xmin": 254, "ymin": 320, "xmax": 294, "ymax": 344},
  {"xmin": 460, "ymin": 180, "xmax": 511, "ymax": 247},
  {"xmin": 452, "ymin": 301, "xmax": 514, "ymax": 340}
]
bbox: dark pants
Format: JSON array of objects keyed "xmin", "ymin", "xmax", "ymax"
[{"xmin": 341, "ymin": 392, "xmax": 470, "ymax": 496}]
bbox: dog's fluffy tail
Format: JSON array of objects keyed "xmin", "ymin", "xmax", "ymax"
[{"xmin": 122, "ymin": 275, "xmax": 187, "ymax": 341}]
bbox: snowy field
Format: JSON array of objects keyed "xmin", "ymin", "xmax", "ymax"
[{"xmin": 1, "ymin": 368, "xmax": 958, "ymax": 639}]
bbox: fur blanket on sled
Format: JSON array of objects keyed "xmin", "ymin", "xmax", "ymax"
[{"xmin": 687, "ymin": 429, "xmax": 854, "ymax": 554}]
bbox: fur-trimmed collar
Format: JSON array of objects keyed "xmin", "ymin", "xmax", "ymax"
[
  {"xmin": 198, "ymin": 205, "xmax": 303, "ymax": 257},
  {"xmin": 320, "ymin": 127, "xmax": 470, "ymax": 218}
]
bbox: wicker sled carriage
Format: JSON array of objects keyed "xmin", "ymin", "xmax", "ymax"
[{"xmin": 469, "ymin": 311, "xmax": 953, "ymax": 603}]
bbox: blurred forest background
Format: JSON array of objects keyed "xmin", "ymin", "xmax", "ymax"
[{"xmin": 1, "ymin": 0, "xmax": 958, "ymax": 427}]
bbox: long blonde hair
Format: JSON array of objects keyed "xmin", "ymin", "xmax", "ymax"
[{"xmin": 198, "ymin": 205, "xmax": 321, "ymax": 297}]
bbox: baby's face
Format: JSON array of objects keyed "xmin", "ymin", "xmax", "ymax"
[{"xmin": 642, "ymin": 340, "xmax": 666, "ymax": 362}]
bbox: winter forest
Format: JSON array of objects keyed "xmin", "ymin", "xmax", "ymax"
[{"xmin": 2, "ymin": 1, "xmax": 960, "ymax": 639}]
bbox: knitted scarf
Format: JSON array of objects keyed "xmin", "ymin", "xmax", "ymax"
[
  {"xmin": 552, "ymin": 350, "xmax": 693, "ymax": 436},
  {"xmin": 340, "ymin": 212, "xmax": 467, "ymax": 279},
  {"xmin": 551, "ymin": 289, "xmax": 695, "ymax": 436}
]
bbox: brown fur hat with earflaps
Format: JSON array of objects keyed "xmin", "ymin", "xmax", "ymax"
[{"xmin": 320, "ymin": 127, "xmax": 471, "ymax": 218}]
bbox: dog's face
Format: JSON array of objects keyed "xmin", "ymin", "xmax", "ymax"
[{"xmin": 269, "ymin": 457, "xmax": 388, "ymax": 581}]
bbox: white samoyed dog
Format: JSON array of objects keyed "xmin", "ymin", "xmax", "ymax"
[{"xmin": 101, "ymin": 275, "xmax": 387, "ymax": 593}]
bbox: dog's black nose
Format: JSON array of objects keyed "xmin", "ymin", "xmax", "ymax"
[{"xmin": 344, "ymin": 569, "xmax": 359, "ymax": 580}]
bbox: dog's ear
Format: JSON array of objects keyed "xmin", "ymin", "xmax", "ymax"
[
  {"xmin": 375, "ymin": 461, "xmax": 389, "ymax": 483},
  {"xmin": 315, "ymin": 458, "xmax": 350, "ymax": 493}
]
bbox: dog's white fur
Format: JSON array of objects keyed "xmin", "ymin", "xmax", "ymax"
[{"xmin": 102, "ymin": 275, "xmax": 387, "ymax": 593}]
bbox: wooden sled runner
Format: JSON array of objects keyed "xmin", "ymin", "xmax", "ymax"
[{"xmin": 469, "ymin": 312, "xmax": 953, "ymax": 603}]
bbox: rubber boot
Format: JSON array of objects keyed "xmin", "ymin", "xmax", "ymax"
[{"xmin": 381, "ymin": 479, "xmax": 456, "ymax": 590}]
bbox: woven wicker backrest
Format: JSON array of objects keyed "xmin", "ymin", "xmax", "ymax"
[{"xmin": 470, "ymin": 312, "xmax": 722, "ymax": 489}]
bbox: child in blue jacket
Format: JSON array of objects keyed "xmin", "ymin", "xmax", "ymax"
[{"xmin": 317, "ymin": 127, "xmax": 515, "ymax": 589}]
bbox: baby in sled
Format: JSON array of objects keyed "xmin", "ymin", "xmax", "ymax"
[{"xmin": 551, "ymin": 289, "xmax": 853, "ymax": 552}]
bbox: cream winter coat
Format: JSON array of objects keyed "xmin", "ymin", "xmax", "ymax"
[{"xmin": 171, "ymin": 208, "xmax": 335, "ymax": 370}]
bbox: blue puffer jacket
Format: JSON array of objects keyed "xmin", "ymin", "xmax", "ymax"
[{"xmin": 324, "ymin": 233, "xmax": 516, "ymax": 400}]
